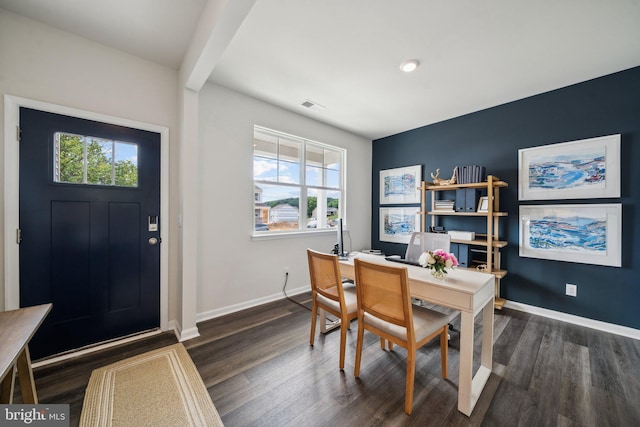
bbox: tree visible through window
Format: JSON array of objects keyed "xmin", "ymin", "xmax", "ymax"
[
  {"xmin": 253, "ymin": 126, "xmax": 345, "ymax": 233},
  {"xmin": 54, "ymin": 132, "xmax": 138, "ymax": 187}
]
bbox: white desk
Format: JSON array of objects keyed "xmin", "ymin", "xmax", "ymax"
[{"xmin": 339, "ymin": 253, "xmax": 494, "ymax": 417}]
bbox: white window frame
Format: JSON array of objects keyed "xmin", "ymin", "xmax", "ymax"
[{"xmin": 252, "ymin": 126, "xmax": 346, "ymax": 236}]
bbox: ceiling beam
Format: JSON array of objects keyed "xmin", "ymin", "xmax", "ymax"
[{"xmin": 179, "ymin": 0, "xmax": 256, "ymax": 91}]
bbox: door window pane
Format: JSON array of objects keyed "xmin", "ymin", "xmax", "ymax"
[
  {"xmin": 54, "ymin": 132, "xmax": 138, "ymax": 188},
  {"xmin": 86, "ymin": 137, "xmax": 113, "ymax": 185},
  {"xmin": 55, "ymin": 133, "xmax": 84, "ymax": 184},
  {"xmin": 115, "ymin": 142, "xmax": 138, "ymax": 187}
]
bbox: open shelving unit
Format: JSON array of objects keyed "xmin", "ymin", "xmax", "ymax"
[{"xmin": 419, "ymin": 175, "xmax": 508, "ymax": 309}]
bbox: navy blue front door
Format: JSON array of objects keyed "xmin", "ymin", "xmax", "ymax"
[{"xmin": 19, "ymin": 108, "xmax": 161, "ymax": 359}]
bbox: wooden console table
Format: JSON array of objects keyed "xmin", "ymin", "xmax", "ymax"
[{"xmin": 0, "ymin": 303, "xmax": 52, "ymax": 403}]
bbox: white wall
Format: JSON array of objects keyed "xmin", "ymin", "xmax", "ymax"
[
  {"xmin": 196, "ymin": 83, "xmax": 371, "ymax": 319},
  {"xmin": 0, "ymin": 9, "xmax": 180, "ymax": 317},
  {"xmin": 0, "ymin": 8, "xmax": 372, "ymax": 328}
]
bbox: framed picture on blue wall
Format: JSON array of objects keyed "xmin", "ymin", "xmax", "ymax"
[
  {"xmin": 379, "ymin": 165, "xmax": 422, "ymax": 204},
  {"xmin": 519, "ymin": 204, "xmax": 622, "ymax": 267},
  {"xmin": 518, "ymin": 134, "xmax": 620, "ymax": 200},
  {"xmin": 379, "ymin": 207, "xmax": 421, "ymax": 243}
]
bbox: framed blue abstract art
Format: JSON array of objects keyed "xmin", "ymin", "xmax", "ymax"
[
  {"xmin": 379, "ymin": 165, "xmax": 421, "ymax": 204},
  {"xmin": 518, "ymin": 134, "xmax": 620, "ymax": 200},
  {"xmin": 519, "ymin": 204, "xmax": 622, "ymax": 267},
  {"xmin": 379, "ymin": 207, "xmax": 421, "ymax": 243}
]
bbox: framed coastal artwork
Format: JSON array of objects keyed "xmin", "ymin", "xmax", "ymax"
[
  {"xmin": 518, "ymin": 134, "xmax": 620, "ymax": 200},
  {"xmin": 519, "ymin": 204, "xmax": 622, "ymax": 267},
  {"xmin": 379, "ymin": 207, "xmax": 421, "ymax": 243},
  {"xmin": 379, "ymin": 165, "xmax": 422, "ymax": 204}
]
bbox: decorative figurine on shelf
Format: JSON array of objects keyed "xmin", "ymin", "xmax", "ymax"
[{"xmin": 430, "ymin": 166, "xmax": 458, "ymax": 185}]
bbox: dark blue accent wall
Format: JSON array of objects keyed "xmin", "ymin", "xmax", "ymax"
[{"xmin": 372, "ymin": 66, "xmax": 640, "ymax": 330}]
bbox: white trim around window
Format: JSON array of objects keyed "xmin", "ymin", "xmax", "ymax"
[{"xmin": 252, "ymin": 126, "xmax": 346, "ymax": 236}]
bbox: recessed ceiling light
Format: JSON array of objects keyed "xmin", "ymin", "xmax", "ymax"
[{"xmin": 400, "ymin": 59, "xmax": 420, "ymax": 73}]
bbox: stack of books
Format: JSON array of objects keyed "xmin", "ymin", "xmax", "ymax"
[
  {"xmin": 455, "ymin": 165, "xmax": 486, "ymax": 184},
  {"xmin": 433, "ymin": 199, "xmax": 455, "ymax": 212}
]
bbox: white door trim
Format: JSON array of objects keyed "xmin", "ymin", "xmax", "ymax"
[{"xmin": 3, "ymin": 95, "xmax": 170, "ymax": 333}]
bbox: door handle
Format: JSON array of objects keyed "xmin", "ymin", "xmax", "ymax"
[{"xmin": 148, "ymin": 237, "xmax": 161, "ymax": 245}]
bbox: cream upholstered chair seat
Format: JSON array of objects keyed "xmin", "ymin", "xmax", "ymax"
[
  {"xmin": 316, "ymin": 287, "xmax": 357, "ymax": 314},
  {"xmin": 363, "ymin": 305, "xmax": 448, "ymax": 343}
]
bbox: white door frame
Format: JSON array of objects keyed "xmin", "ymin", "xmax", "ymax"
[{"xmin": 4, "ymin": 95, "xmax": 169, "ymax": 333}]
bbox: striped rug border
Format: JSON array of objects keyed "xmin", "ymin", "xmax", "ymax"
[{"xmin": 80, "ymin": 343, "xmax": 223, "ymax": 427}]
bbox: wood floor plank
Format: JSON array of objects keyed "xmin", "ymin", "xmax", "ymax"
[
  {"xmin": 29, "ymin": 297, "xmax": 640, "ymax": 427},
  {"xmin": 499, "ymin": 315, "xmax": 544, "ymax": 388},
  {"xmin": 591, "ymin": 385, "xmax": 640, "ymax": 427},
  {"xmin": 441, "ymin": 362, "xmax": 508, "ymax": 427},
  {"xmin": 492, "ymin": 310, "xmax": 529, "ymax": 366},
  {"xmin": 481, "ymin": 379, "xmax": 529, "ymax": 426},
  {"xmin": 588, "ymin": 329, "xmax": 625, "ymax": 396},
  {"xmin": 563, "ymin": 321, "xmax": 590, "ymax": 347},
  {"xmin": 556, "ymin": 413, "xmax": 583, "ymax": 427},
  {"xmin": 491, "ymin": 308, "xmax": 512, "ymax": 344},
  {"xmin": 558, "ymin": 341, "xmax": 594, "ymax": 426},
  {"xmin": 611, "ymin": 333, "xmax": 640, "ymax": 399},
  {"xmin": 518, "ymin": 320, "xmax": 564, "ymax": 426}
]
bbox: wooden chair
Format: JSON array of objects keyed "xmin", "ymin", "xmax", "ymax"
[
  {"xmin": 353, "ymin": 258, "xmax": 449, "ymax": 414},
  {"xmin": 307, "ymin": 249, "xmax": 358, "ymax": 370}
]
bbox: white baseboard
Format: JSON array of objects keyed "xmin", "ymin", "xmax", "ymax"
[
  {"xmin": 504, "ymin": 300, "xmax": 640, "ymax": 341},
  {"xmin": 196, "ymin": 285, "xmax": 310, "ymax": 324},
  {"xmin": 178, "ymin": 327, "xmax": 200, "ymax": 342},
  {"xmin": 169, "ymin": 318, "xmax": 200, "ymax": 342}
]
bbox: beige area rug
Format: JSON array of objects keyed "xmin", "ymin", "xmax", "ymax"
[{"xmin": 80, "ymin": 343, "xmax": 223, "ymax": 427}]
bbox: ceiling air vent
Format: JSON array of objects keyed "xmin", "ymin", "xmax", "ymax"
[{"xmin": 300, "ymin": 100, "xmax": 326, "ymax": 112}]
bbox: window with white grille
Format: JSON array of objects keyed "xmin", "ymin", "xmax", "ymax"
[
  {"xmin": 54, "ymin": 132, "xmax": 138, "ymax": 187},
  {"xmin": 253, "ymin": 126, "xmax": 345, "ymax": 233}
]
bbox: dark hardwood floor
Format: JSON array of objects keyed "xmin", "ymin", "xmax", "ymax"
[{"xmin": 29, "ymin": 293, "xmax": 640, "ymax": 426}]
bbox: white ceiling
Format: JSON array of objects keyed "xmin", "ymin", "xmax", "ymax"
[{"xmin": 2, "ymin": 0, "xmax": 640, "ymax": 140}]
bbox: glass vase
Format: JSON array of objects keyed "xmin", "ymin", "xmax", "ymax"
[{"xmin": 431, "ymin": 269, "xmax": 446, "ymax": 280}]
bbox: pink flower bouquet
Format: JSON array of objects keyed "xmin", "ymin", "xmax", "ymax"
[{"xmin": 418, "ymin": 249, "xmax": 459, "ymax": 279}]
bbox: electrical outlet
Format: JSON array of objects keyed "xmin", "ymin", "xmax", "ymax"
[
  {"xmin": 284, "ymin": 266, "xmax": 289, "ymax": 273},
  {"xmin": 565, "ymin": 283, "xmax": 577, "ymax": 297}
]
